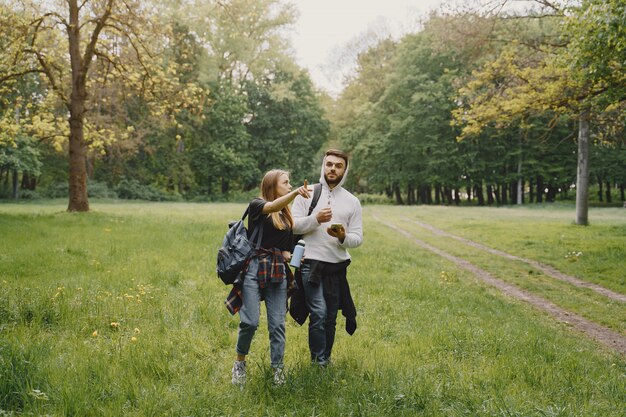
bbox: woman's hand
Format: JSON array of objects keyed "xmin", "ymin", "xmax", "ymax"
[
  {"xmin": 293, "ymin": 179, "xmax": 310, "ymax": 199},
  {"xmin": 282, "ymin": 251, "xmax": 292, "ymax": 262},
  {"xmin": 263, "ymin": 179, "xmax": 310, "ymax": 213}
]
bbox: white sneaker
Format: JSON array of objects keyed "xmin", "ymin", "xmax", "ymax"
[
  {"xmin": 231, "ymin": 360, "xmax": 246, "ymax": 385},
  {"xmin": 273, "ymin": 367, "xmax": 285, "ymax": 385}
]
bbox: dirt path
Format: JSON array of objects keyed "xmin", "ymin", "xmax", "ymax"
[
  {"xmin": 403, "ymin": 216, "xmax": 626, "ymax": 304},
  {"xmin": 372, "ymin": 213, "xmax": 626, "ymax": 356}
]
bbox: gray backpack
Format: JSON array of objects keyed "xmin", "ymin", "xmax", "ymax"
[{"xmin": 216, "ymin": 207, "xmax": 263, "ymax": 285}]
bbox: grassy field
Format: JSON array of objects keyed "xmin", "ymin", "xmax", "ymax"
[
  {"xmin": 371, "ymin": 205, "xmax": 626, "ymax": 335},
  {"xmin": 0, "ymin": 200, "xmax": 625, "ymax": 416}
]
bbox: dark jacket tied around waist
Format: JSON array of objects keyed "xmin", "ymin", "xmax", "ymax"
[{"xmin": 289, "ymin": 259, "xmax": 357, "ymax": 335}]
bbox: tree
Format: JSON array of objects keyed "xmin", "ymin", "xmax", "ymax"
[
  {"xmin": 2, "ymin": 0, "xmax": 199, "ymax": 211},
  {"xmin": 244, "ymin": 69, "xmax": 330, "ymax": 184},
  {"xmin": 333, "ymin": 38, "xmax": 398, "ymax": 194},
  {"xmin": 0, "ymin": 136, "xmax": 42, "ymax": 199},
  {"xmin": 452, "ymin": 0, "xmax": 625, "ymax": 224}
]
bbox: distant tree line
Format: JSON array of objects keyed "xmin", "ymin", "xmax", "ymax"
[
  {"xmin": 330, "ymin": 0, "xmax": 625, "ymax": 221},
  {"xmin": 1, "ymin": 0, "xmax": 624, "ymax": 219},
  {"xmin": 0, "ymin": 0, "xmax": 329, "ymax": 208}
]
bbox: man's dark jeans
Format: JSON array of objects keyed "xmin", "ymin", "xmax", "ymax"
[{"xmin": 300, "ymin": 262, "xmax": 340, "ymax": 364}]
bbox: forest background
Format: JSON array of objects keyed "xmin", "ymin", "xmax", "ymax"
[{"xmin": 0, "ymin": 0, "xmax": 624, "ymax": 223}]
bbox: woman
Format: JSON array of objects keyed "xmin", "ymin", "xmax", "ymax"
[{"xmin": 231, "ymin": 169, "xmax": 310, "ymax": 385}]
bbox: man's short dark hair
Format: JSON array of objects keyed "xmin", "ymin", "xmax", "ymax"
[{"xmin": 325, "ymin": 149, "xmax": 349, "ymax": 166}]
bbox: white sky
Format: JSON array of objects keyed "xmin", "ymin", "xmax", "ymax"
[{"xmin": 289, "ymin": 0, "xmax": 447, "ymax": 95}]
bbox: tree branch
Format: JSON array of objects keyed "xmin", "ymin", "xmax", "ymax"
[
  {"xmin": 0, "ymin": 69, "xmax": 44, "ymax": 85},
  {"xmin": 83, "ymin": 0, "xmax": 114, "ymax": 75}
]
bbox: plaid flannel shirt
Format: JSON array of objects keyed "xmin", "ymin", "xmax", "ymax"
[{"xmin": 225, "ymin": 248, "xmax": 294, "ymax": 315}]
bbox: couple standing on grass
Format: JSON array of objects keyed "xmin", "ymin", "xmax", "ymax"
[{"xmin": 226, "ymin": 149, "xmax": 363, "ymax": 385}]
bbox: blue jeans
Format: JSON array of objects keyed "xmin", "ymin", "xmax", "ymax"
[
  {"xmin": 300, "ymin": 262, "xmax": 340, "ymax": 364},
  {"xmin": 236, "ymin": 257, "xmax": 287, "ymax": 368}
]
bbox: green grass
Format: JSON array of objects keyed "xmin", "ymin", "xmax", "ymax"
[
  {"xmin": 0, "ymin": 201, "xmax": 625, "ymax": 416},
  {"xmin": 376, "ymin": 204, "xmax": 626, "ymax": 292},
  {"xmin": 370, "ymin": 206, "xmax": 626, "ymax": 335}
]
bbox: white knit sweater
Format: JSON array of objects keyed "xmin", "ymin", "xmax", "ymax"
[{"xmin": 292, "ymin": 161, "xmax": 363, "ymax": 263}]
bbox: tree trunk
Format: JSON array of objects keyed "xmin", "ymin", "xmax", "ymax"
[
  {"xmin": 67, "ymin": 0, "xmax": 90, "ymax": 212},
  {"xmin": 575, "ymin": 111, "xmax": 590, "ymax": 225},
  {"xmin": 419, "ymin": 186, "xmax": 430, "ymax": 204},
  {"xmin": 221, "ymin": 178, "xmax": 230, "ymax": 194},
  {"xmin": 12, "ymin": 170, "xmax": 19, "ymax": 200},
  {"xmin": 517, "ymin": 142, "xmax": 523, "ymax": 205},
  {"xmin": 393, "ymin": 184, "xmax": 403, "ymax": 205},
  {"xmin": 434, "ymin": 184, "xmax": 441, "ymax": 205},
  {"xmin": 474, "ymin": 184, "xmax": 485, "ymax": 206},
  {"xmin": 620, "ymin": 183, "xmax": 625, "ymax": 202},
  {"xmin": 597, "ymin": 176, "xmax": 603, "ymax": 202},
  {"xmin": 495, "ymin": 185, "xmax": 501, "ymax": 204},
  {"xmin": 487, "ymin": 185, "xmax": 495, "ymax": 205},
  {"xmin": 510, "ymin": 183, "xmax": 517, "ymax": 205},
  {"xmin": 536, "ymin": 176, "xmax": 544, "ymax": 203},
  {"xmin": 407, "ymin": 183, "xmax": 415, "ymax": 205},
  {"xmin": 444, "ymin": 187, "xmax": 453, "ymax": 205},
  {"xmin": 605, "ymin": 181, "xmax": 612, "ymax": 203},
  {"xmin": 21, "ymin": 172, "xmax": 37, "ymax": 190}
]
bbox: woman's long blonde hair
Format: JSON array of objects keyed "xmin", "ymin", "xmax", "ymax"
[{"xmin": 260, "ymin": 169, "xmax": 294, "ymax": 230}]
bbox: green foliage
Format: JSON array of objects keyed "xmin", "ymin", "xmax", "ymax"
[
  {"xmin": 87, "ymin": 181, "xmax": 117, "ymax": 199},
  {"xmin": 244, "ymin": 71, "xmax": 330, "ymax": 184},
  {"xmin": 188, "ymin": 82, "xmax": 258, "ymax": 195},
  {"xmin": 354, "ymin": 193, "xmax": 394, "ymax": 205},
  {"xmin": 331, "ymin": 5, "xmax": 626, "ymax": 210},
  {"xmin": 115, "ymin": 178, "xmax": 180, "ymax": 201},
  {"xmin": 567, "ymin": 0, "xmax": 626, "ymax": 105},
  {"xmin": 0, "ymin": 137, "xmax": 42, "ymax": 177}
]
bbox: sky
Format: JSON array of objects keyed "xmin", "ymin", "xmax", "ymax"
[{"xmin": 289, "ymin": 0, "xmax": 447, "ymax": 95}]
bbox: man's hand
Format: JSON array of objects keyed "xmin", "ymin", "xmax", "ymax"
[
  {"xmin": 282, "ymin": 250, "xmax": 292, "ymax": 262},
  {"xmin": 316, "ymin": 207, "xmax": 332, "ymax": 223},
  {"xmin": 327, "ymin": 224, "xmax": 346, "ymax": 243}
]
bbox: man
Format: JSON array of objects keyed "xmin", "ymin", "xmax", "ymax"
[{"xmin": 291, "ymin": 149, "xmax": 363, "ymax": 366}]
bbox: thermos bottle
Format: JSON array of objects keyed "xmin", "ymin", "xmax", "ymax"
[{"xmin": 290, "ymin": 239, "xmax": 305, "ymax": 268}]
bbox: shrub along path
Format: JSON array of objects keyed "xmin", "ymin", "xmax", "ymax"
[{"xmin": 372, "ymin": 212, "xmax": 626, "ymax": 356}]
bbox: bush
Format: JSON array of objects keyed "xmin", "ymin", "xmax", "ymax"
[
  {"xmin": 87, "ymin": 181, "xmax": 117, "ymax": 199},
  {"xmin": 355, "ymin": 193, "xmax": 394, "ymax": 205},
  {"xmin": 38, "ymin": 181, "xmax": 116, "ymax": 199},
  {"xmin": 40, "ymin": 182, "xmax": 68, "ymax": 198},
  {"xmin": 115, "ymin": 178, "xmax": 180, "ymax": 201},
  {"xmin": 18, "ymin": 189, "xmax": 40, "ymax": 200}
]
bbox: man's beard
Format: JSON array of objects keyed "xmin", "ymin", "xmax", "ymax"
[{"xmin": 325, "ymin": 173, "xmax": 343, "ymax": 186}]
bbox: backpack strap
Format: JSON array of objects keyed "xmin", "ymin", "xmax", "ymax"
[{"xmin": 307, "ymin": 183, "xmax": 322, "ymax": 216}]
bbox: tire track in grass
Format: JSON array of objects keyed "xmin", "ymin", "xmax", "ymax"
[
  {"xmin": 403, "ymin": 216, "xmax": 626, "ymax": 304},
  {"xmin": 372, "ymin": 213, "xmax": 626, "ymax": 356}
]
